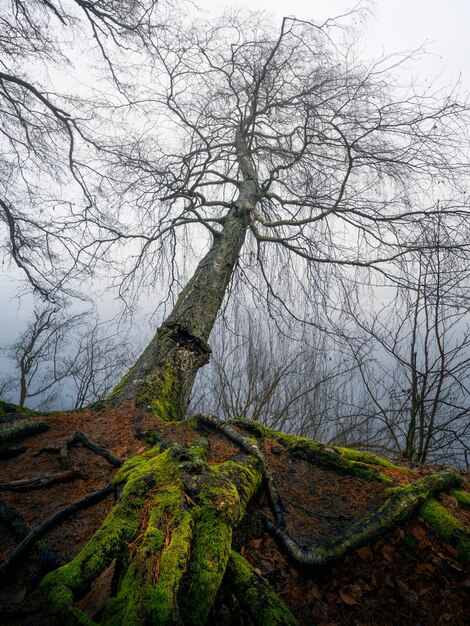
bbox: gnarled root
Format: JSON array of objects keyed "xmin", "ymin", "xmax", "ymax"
[
  {"xmin": 264, "ymin": 470, "xmax": 463, "ymax": 567},
  {"xmin": 226, "ymin": 550, "xmax": 299, "ymax": 626},
  {"xmin": 41, "ymin": 442, "xmax": 263, "ymax": 625},
  {"xmin": 420, "ymin": 498, "xmax": 470, "ymax": 564},
  {"xmin": 0, "ymin": 419, "xmax": 49, "ymax": 444},
  {"xmin": 0, "ymin": 485, "xmax": 112, "ymax": 579}
]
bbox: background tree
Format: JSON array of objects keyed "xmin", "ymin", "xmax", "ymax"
[
  {"xmin": 340, "ymin": 216, "xmax": 470, "ymax": 467},
  {"xmin": 190, "ymin": 301, "xmax": 363, "ymax": 440},
  {"xmin": 5, "ymin": 305, "xmax": 85, "ymax": 408},
  {"xmin": 2, "ymin": 304, "xmax": 138, "ymax": 409}
]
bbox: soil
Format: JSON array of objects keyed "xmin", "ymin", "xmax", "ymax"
[{"xmin": 0, "ymin": 404, "xmax": 468, "ymax": 625}]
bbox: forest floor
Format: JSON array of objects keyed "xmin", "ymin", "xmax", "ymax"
[{"xmin": 0, "ymin": 403, "xmax": 469, "ymax": 625}]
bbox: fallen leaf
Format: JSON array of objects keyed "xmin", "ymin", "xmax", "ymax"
[
  {"xmin": 247, "ymin": 538, "xmax": 263, "ymax": 550},
  {"xmin": 396, "ymin": 579, "xmax": 418, "ymax": 605},
  {"xmin": 307, "ymin": 584, "xmax": 322, "ymax": 601},
  {"xmin": 339, "ymin": 589, "xmax": 359, "ymax": 605},
  {"xmin": 409, "ymin": 524, "xmax": 427, "ymax": 542},
  {"xmin": 356, "ymin": 545, "xmax": 373, "ymax": 560}
]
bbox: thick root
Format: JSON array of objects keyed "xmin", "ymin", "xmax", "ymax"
[
  {"xmin": 0, "ymin": 485, "xmax": 112, "ymax": 579},
  {"xmin": 0, "ymin": 469, "xmax": 80, "ymax": 491},
  {"xmin": 194, "ymin": 413, "xmax": 285, "ymax": 525},
  {"xmin": 41, "ymin": 443, "xmax": 263, "ymax": 625},
  {"xmin": 230, "ymin": 418, "xmax": 399, "ymax": 484},
  {"xmin": 226, "ymin": 550, "xmax": 299, "ymax": 626},
  {"xmin": 420, "ymin": 498, "xmax": 470, "ymax": 564},
  {"xmin": 0, "ymin": 419, "xmax": 49, "ymax": 443},
  {"xmin": 265, "ymin": 470, "xmax": 462, "ymax": 567},
  {"xmin": 67, "ymin": 432, "xmax": 123, "ymax": 468}
]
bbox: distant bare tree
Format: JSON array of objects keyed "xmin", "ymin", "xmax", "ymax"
[
  {"xmin": 6, "ymin": 305, "xmax": 86, "ymax": 408},
  {"xmin": 3, "ymin": 305, "xmax": 138, "ymax": 410},
  {"xmin": 191, "ymin": 302, "xmax": 369, "ymax": 441},
  {"xmin": 341, "ymin": 216, "xmax": 470, "ymax": 466},
  {"xmin": 67, "ymin": 321, "xmax": 138, "ymax": 409}
]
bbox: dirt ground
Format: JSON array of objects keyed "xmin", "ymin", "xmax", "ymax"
[{"xmin": 0, "ymin": 403, "xmax": 468, "ymax": 625}]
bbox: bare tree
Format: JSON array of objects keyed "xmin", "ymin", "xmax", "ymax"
[
  {"xmin": 67, "ymin": 320, "xmax": 139, "ymax": 408},
  {"xmin": 5, "ymin": 305, "xmax": 86, "ymax": 408},
  {"xmin": 190, "ymin": 302, "xmax": 362, "ymax": 440},
  {"xmin": 3, "ymin": 10, "xmax": 470, "ymax": 624},
  {"xmin": 340, "ymin": 215, "xmax": 470, "ymax": 466},
  {"xmin": 0, "ymin": 0, "xmax": 170, "ymax": 299},
  {"xmin": 3, "ymin": 305, "xmax": 139, "ymax": 410}
]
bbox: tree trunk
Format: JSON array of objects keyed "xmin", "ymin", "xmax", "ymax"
[{"xmin": 110, "ymin": 128, "xmax": 258, "ymax": 421}]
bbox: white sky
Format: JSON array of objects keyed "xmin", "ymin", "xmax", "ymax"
[{"xmin": 2, "ymin": 0, "xmax": 470, "ymax": 374}]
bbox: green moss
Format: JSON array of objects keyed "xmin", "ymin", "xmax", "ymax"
[
  {"xmin": 180, "ymin": 506, "xmax": 233, "ymax": 626},
  {"xmin": 227, "ymin": 550, "xmax": 299, "ymax": 626},
  {"xmin": 145, "ymin": 510, "xmax": 193, "ymax": 624},
  {"xmin": 188, "ymin": 436, "xmax": 210, "ymax": 462},
  {"xmin": 137, "ymin": 365, "xmax": 178, "ymax": 422},
  {"xmin": 229, "ymin": 418, "xmax": 395, "ymax": 484},
  {"xmin": 180, "ymin": 456, "xmax": 263, "ymax": 626},
  {"xmin": 0, "ymin": 399, "xmax": 35, "ymax": 418},
  {"xmin": 335, "ymin": 446, "xmax": 406, "ymax": 471},
  {"xmin": 420, "ymin": 498, "xmax": 470, "ymax": 564},
  {"xmin": 0, "ymin": 419, "xmax": 49, "ymax": 443},
  {"xmin": 451, "ymin": 489, "xmax": 470, "ymax": 510},
  {"xmin": 42, "ymin": 447, "xmax": 183, "ymax": 623}
]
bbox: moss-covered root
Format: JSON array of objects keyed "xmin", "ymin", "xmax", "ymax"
[
  {"xmin": 229, "ymin": 418, "xmax": 400, "ymax": 484},
  {"xmin": 179, "ymin": 455, "xmax": 263, "ymax": 626},
  {"xmin": 451, "ymin": 489, "xmax": 470, "ymax": 510},
  {"xmin": 42, "ymin": 444, "xmax": 263, "ymax": 626},
  {"xmin": 266, "ymin": 470, "xmax": 462, "ymax": 568},
  {"xmin": 420, "ymin": 498, "xmax": 470, "ymax": 564},
  {"xmin": 41, "ymin": 446, "xmax": 187, "ymax": 625},
  {"xmin": 226, "ymin": 550, "xmax": 299, "ymax": 626},
  {"xmin": 0, "ymin": 418, "xmax": 49, "ymax": 443},
  {"xmin": 194, "ymin": 413, "xmax": 285, "ymax": 526}
]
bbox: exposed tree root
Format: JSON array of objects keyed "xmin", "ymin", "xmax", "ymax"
[
  {"xmin": 0, "ymin": 445, "xmax": 27, "ymax": 459},
  {"xmin": 1, "ymin": 408, "xmax": 467, "ymax": 625},
  {"xmin": 226, "ymin": 550, "xmax": 299, "ymax": 626},
  {"xmin": 34, "ymin": 431, "xmax": 123, "ymax": 470},
  {"xmin": 264, "ymin": 470, "xmax": 462, "ymax": 567},
  {"xmin": 230, "ymin": 418, "xmax": 400, "ymax": 484},
  {"xmin": 420, "ymin": 498, "xmax": 470, "ymax": 563},
  {"xmin": 0, "ymin": 484, "xmax": 112, "ymax": 579},
  {"xmin": 0, "ymin": 499, "xmax": 61, "ymax": 590},
  {"xmin": 66, "ymin": 432, "xmax": 123, "ymax": 468},
  {"xmin": 0, "ymin": 469, "xmax": 81, "ymax": 491},
  {"xmin": 0, "ymin": 499, "xmax": 30, "ymax": 540},
  {"xmin": 197, "ymin": 417, "xmax": 469, "ymax": 570},
  {"xmin": 0, "ymin": 400, "xmax": 36, "ymax": 423},
  {"xmin": 0, "ymin": 419, "xmax": 49, "ymax": 444},
  {"xmin": 194, "ymin": 413, "xmax": 285, "ymax": 526},
  {"xmin": 40, "ymin": 442, "xmax": 263, "ymax": 625},
  {"xmin": 451, "ymin": 489, "xmax": 470, "ymax": 510}
]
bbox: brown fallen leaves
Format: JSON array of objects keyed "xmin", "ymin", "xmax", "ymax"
[{"xmin": 237, "ymin": 516, "xmax": 469, "ymax": 626}]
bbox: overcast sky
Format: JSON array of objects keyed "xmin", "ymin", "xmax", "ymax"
[
  {"xmin": 196, "ymin": 0, "xmax": 470, "ymax": 87},
  {"xmin": 2, "ymin": 0, "xmax": 470, "ymax": 374}
]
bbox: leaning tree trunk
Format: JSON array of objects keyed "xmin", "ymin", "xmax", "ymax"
[
  {"xmin": 110, "ymin": 127, "xmax": 258, "ymax": 422},
  {"xmin": 109, "ymin": 203, "xmax": 249, "ymax": 421}
]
